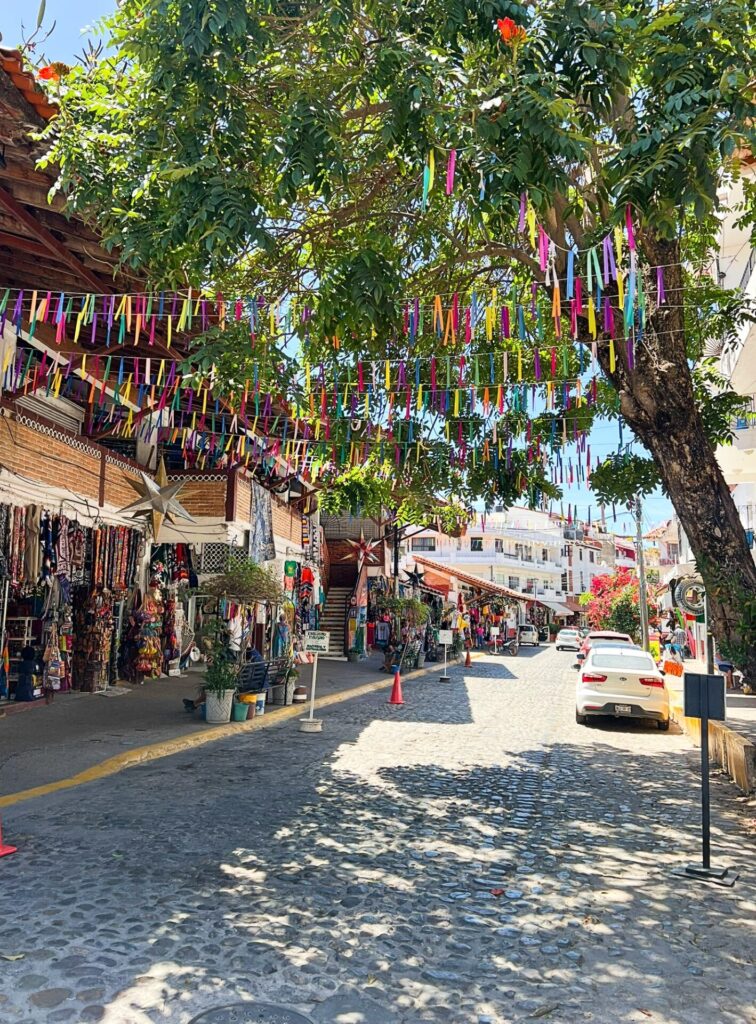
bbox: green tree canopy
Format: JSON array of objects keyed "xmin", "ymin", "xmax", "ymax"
[{"xmin": 35, "ymin": 0, "xmax": 756, "ymax": 673}]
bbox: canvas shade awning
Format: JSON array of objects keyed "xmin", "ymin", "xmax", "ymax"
[{"xmin": 537, "ymin": 599, "xmax": 572, "ymax": 617}]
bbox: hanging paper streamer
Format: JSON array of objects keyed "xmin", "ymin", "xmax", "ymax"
[{"xmin": 446, "ymin": 149, "xmax": 456, "ymax": 195}]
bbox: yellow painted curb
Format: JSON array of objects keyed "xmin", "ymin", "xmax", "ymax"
[{"xmin": 0, "ymin": 674, "xmax": 400, "ymax": 810}]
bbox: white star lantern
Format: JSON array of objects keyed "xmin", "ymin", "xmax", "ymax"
[
  {"xmin": 118, "ymin": 459, "xmax": 195, "ymax": 539},
  {"xmin": 341, "ymin": 529, "xmax": 381, "ymax": 569}
]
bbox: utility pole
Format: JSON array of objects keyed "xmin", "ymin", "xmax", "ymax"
[
  {"xmin": 635, "ymin": 498, "xmax": 650, "ymax": 651},
  {"xmin": 393, "ymin": 516, "xmax": 400, "ymax": 596}
]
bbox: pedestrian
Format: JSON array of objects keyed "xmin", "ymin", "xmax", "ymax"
[
  {"xmin": 671, "ymin": 624, "xmax": 687, "ymax": 660},
  {"xmin": 476, "ymin": 623, "xmax": 485, "ymax": 649}
]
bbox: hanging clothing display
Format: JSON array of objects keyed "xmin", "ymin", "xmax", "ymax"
[
  {"xmin": 0, "ymin": 503, "xmax": 11, "ymax": 579},
  {"xmin": 0, "ymin": 498, "xmax": 144, "ymax": 702}
]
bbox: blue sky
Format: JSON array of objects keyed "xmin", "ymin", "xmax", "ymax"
[
  {"xmin": 1, "ymin": 1, "xmax": 675, "ymax": 535},
  {"xmin": 2, "ymin": 0, "xmax": 112, "ymax": 60}
]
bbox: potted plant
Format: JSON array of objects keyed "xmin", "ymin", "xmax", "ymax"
[
  {"xmin": 204, "ymin": 657, "xmax": 238, "ymax": 724},
  {"xmin": 284, "ymin": 663, "xmax": 299, "ymax": 705},
  {"xmin": 347, "ymin": 648, "xmax": 361, "ymax": 663}
]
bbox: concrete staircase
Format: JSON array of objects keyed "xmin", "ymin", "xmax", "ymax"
[{"xmin": 319, "ymin": 586, "xmax": 350, "ymax": 660}]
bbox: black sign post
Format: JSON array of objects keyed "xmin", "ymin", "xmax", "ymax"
[{"xmin": 675, "ymin": 673, "xmax": 737, "ymax": 886}]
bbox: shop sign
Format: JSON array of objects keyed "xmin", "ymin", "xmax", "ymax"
[
  {"xmin": 438, "ymin": 629, "xmax": 454, "ymax": 645},
  {"xmin": 304, "ymin": 630, "xmax": 330, "ymax": 653},
  {"xmin": 490, "ymin": 626, "xmax": 500, "ymax": 637}
]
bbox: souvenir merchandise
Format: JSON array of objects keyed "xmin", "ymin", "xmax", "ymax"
[
  {"xmin": 135, "ymin": 577, "xmax": 164, "ymax": 678},
  {"xmin": 0, "ymin": 499, "xmax": 143, "ymax": 700},
  {"xmin": 72, "ymin": 590, "xmax": 115, "ymax": 692}
]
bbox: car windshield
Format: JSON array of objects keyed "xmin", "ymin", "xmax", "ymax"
[
  {"xmin": 590, "ymin": 653, "xmax": 656, "ymax": 671},
  {"xmin": 559, "ymin": 630, "xmax": 578, "ymax": 636}
]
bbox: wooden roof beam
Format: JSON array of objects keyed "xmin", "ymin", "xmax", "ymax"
[{"xmin": 0, "ymin": 184, "xmax": 111, "ymax": 294}]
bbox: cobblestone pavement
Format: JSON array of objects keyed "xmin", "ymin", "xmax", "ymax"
[{"xmin": 1, "ymin": 648, "xmax": 755, "ymax": 1024}]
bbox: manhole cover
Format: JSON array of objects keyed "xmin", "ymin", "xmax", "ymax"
[{"xmin": 189, "ymin": 1005, "xmax": 313, "ymax": 1024}]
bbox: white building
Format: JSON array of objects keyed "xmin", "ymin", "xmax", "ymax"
[
  {"xmin": 714, "ymin": 156, "xmax": 756, "ymax": 562},
  {"xmin": 404, "ymin": 506, "xmax": 611, "ymax": 615}
]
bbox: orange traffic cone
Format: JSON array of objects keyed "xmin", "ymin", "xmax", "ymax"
[
  {"xmin": 465, "ymin": 647, "xmax": 472, "ymax": 668},
  {"xmin": 388, "ymin": 665, "xmax": 404, "ymax": 705},
  {"xmin": 0, "ymin": 818, "xmax": 17, "ymax": 858}
]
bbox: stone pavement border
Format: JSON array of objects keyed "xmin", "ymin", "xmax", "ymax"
[{"xmin": 0, "ymin": 650, "xmax": 475, "ymax": 810}]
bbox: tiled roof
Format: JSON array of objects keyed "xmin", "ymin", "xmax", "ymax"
[
  {"xmin": 0, "ymin": 48, "xmax": 58, "ymax": 121},
  {"xmin": 412, "ymin": 556, "xmax": 531, "ymax": 603}
]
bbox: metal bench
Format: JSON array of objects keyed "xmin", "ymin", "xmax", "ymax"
[{"xmin": 238, "ymin": 656, "xmax": 291, "ymax": 704}]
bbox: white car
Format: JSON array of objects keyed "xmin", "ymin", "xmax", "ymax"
[
  {"xmin": 518, "ymin": 624, "xmax": 540, "ymax": 646},
  {"xmin": 575, "ymin": 647, "xmax": 669, "ymax": 730},
  {"xmin": 555, "ymin": 628, "xmax": 582, "ymax": 651}
]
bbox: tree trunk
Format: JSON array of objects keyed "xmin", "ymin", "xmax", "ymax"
[{"xmin": 592, "ymin": 236, "xmax": 756, "ymax": 679}]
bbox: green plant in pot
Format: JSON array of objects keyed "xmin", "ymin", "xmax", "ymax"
[
  {"xmin": 283, "ymin": 663, "xmax": 299, "ymax": 705},
  {"xmin": 204, "ymin": 656, "xmax": 238, "ymax": 725}
]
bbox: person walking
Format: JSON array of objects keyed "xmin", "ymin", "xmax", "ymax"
[{"xmin": 671, "ymin": 624, "xmax": 688, "ymax": 660}]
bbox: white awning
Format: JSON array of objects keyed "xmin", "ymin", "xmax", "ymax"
[{"xmin": 538, "ymin": 599, "xmax": 572, "ymax": 617}]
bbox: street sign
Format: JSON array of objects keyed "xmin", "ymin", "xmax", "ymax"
[
  {"xmin": 684, "ymin": 673, "xmax": 725, "ymax": 721},
  {"xmin": 304, "ymin": 630, "xmax": 330, "ymax": 654},
  {"xmin": 675, "ymin": 672, "xmax": 736, "ymax": 886},
  {"xmin": 438, "ymin": 629, "xmax": 454, "ymax": 646}
]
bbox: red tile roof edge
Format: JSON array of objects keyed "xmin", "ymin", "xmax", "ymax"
[{"xmin": 0, "ymin": 47, "xmax": 59, "ymax": 122}]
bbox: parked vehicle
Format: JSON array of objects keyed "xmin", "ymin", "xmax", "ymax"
[
  {"xmin": 502, "ymin": 637, "xmax": 519, "ymax": 656},
  {"xmin": 575, "ymin": 630, "xmax": 634, "ymax": 666},
  {"xmin": 555, "ymin": 628, "xmax": 582, "ymax": 651},
  {"xmin": 518, "ymin": 624, "xmax": 540, "ymax": 647},
  {"xmin": 575, "ymin": 647, "xmax": 669, "ymax": 729}
]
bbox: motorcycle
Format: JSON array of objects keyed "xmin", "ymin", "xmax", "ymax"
[{"xmin": 502, "ymin": 637, "xmax": 519, "ymax": 656}]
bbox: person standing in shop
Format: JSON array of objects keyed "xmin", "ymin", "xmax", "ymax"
[{"xmin": 15, "ymin": 644, "xmax": 39, "ymax": 702}]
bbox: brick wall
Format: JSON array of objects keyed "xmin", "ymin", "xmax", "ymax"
[
  {"xmin": 272, "ymin": 496, "xmax": 302, "ymax": 546},
  {"xmin": 2, "ymin": 412, "xmax": 145, "ymax": 506},
  {"xmin": 234, "ymin": 472, "xmax": 252, "ymax": 523},
  {"xmin": 170, "ymin": 475, "xmax": 227, "ymax": 518}
]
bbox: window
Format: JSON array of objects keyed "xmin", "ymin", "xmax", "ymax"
[
  {"xmin": 411, "ymin": 537, "xmax": 436, "ymax": 552},
  {"xmin": 541, "ymin": 548, "xmax": 548, "ymax": 562},
  {"xmin": 589, "ymin": 550, "xmax": 595, "ymax": 564},
  {"xmin": 508, "ymin": 576, "xmax": 520, "ymax": 590},
  {"xmin": 591, "ymin": 653, "xmax": 656, "ymax": 671},
  {"xmin": 495, "ymin": 539, "xmax": 504, "ymax": 553},
  {"xmin": 470, "ymin": 537, "xmax": 483, "ymax": 551},
  {"xmin": 578, "ymin": 548, "xmax": 583, "ymax": 561}
]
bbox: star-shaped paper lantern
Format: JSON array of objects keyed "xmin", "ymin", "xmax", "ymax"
[
  {"xmin": 402, "ymin": 567, "xmax": 426, "ymax": 589},
  {"xmin": 341, "ymin": 529, "xmax": 381, "ymax": 568},
  {"xmin": 118, "ymin": 459, "xmax": 195, "ymax": 539}
]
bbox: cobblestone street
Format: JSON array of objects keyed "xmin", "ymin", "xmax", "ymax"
[{"xmin": 1, "ymin": 647, "xmax": 755, "ymax": 1024}]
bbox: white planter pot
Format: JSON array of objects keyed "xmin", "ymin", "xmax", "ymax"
[{"xmin": 205, "ymin": 688, "xmax": 236, "ymax": 724}]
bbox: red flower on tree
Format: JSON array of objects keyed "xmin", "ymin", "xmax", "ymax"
[
  {"xmin": 38, "ymin": 62, "xmax": 70, "ymax": 82},
  {"xmin": 497, "ymin": 17, "xmax": 527, "ymax": 45}
]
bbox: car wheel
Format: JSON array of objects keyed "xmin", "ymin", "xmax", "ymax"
[
  {"xmin": 575, "ymin": 710, "xmax": 587, "ymax": 725},
  {"xmin": 657, "ymin": 719, "xmax": 670, "ymax": 732}
]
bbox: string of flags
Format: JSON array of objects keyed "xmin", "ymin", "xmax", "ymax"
[{"xmin": 0, "ymin": 198, "xmax": 663, "ymax": 355}]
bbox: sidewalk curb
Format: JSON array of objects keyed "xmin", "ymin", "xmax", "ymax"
[
  {"xmin": 0, "ymin": 655, "xmax": 469, "ymax": 810},
  {"xmin": 669, "ymin": 693, "xmax": 756, "ymax": 795}
]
